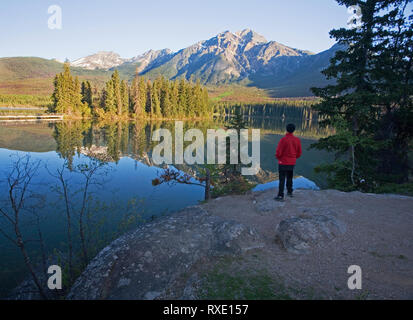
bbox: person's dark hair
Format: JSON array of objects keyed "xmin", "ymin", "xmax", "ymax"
[{"xmin": 286, "ymin": 123, "xmax": 296, "ymax": 133}]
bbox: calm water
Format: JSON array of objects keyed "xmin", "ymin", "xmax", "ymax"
[{"xmin": 0, "ymin": 105, "xmax": 332, "ymax": 297}]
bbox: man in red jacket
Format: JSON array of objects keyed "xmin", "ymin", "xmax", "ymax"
[{"xmin": 275, "ymin": 123, "xmax": 302, "ymax": 201}]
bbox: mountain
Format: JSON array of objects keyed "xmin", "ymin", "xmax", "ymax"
[
  {"xmin": 0, "ymin": 29, "xmax": 342, "ymax": 97},
  {"xmin": 129, "ymin": 49, "xmax": 174, "ymax": 73},
  {"xmin": 132, "ymin": 29, "xmax": 317, "ymax": 85},
  {"xmin": 110, "ymin": 29, "xmax": 339, "ymax": 96},
  {"xmin": 71, "ymin": 51, "xmax": 126, "ymax": 70},
  {"xmin": 0, "ymin": 57, "xmax": 109, "ymax": 95},
  {"xmin": 70, "ymin": 49, "xmax": 173, "ymax": 73},
  {"xmin": 248, "ymin": 43, "xmax": 343, "ymax": 96},
  {"xmin": 112, "ymin": 49, "xmax": 174, "ymax": 79},
  {"xmin": 133, "ymin": 29, "xmax": 340, "ymax": 96}
]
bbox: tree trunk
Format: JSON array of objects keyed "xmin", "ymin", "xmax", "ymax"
[
  {"xmin": 16, "ymin": 230, "xmax": 47, "ymax": 300},
  {"xmin": 205, "ymin": 169, "xmax": 211, "ymax": 201}
]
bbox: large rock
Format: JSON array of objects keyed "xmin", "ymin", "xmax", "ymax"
[
  {"xmin": 67, "ymin": 206, "xmax": 263, "ymax": 300},
  {"xmin": 275, "ymin": 214, "xmax": 346, "ymax": 254}
]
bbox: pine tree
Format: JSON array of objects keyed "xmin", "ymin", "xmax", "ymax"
[
  {"xmin": 81, "ymin": 81, "xmax": 93, "ymax": 108},
  {"xmin": 52, "ymin": 64, "xmax": 211, "ymax": 120},
  {"xmin": 138, "ymin": 76, "xmax": 147, "ymax": 115},
  {"xmin": 146, "ymin": 80, "xmax": 152, "ymax": 115},
  {"xmin": 186, "ymin": 82, "xmax": 195, "ymax": 117},
  {"xmin": 151, "ymin": 79, "xmax": 161, "ymax": 117},
  {"xmin": 160, "ymin": 78, "xmax": 172, "ymax": 117},
  {"xmin": 227, "ymin": 109, "xmax": 248, "ymax": 174},
  {"xmin": 73, "ymin": 77, "xmax": 87, "ymax": 115},
  {"xmin": 178, "ymin": 79, "xmax": 187, "ymax": 117},
  {"xmin": 61, "ymin": 63, "xmax": 74, "ymax": 114},
  {"xmin": 51, "ymin": 74, "xmax": 64, "ymax": 113},
  {"xmin": 170, "ymin": 80, "xmax": 179, "ymax": 117},
  {"xmin": 121, "ymin": 80, "xmax": 129, "ymax": 116},
  {"xmin": 193, "ymin": 80, "xmax": 203, "ymax": 117},
  {"xmin": 130, "ymin": 68, "xmax": 141, "ymax": 116},
  {"xmin": 112, "ymin": 70, "xmax": 123, "ymax": 116},
  {"xmin": 51, "ymin": 63, "xmax": 90, "ymax": 116},
  {"xmin": 311, "ymin": 0, "xmax": 413, "ymax": 190},
  {"xmin": 103, "ymin": 78, "xmax": 116, "ymax": 114},
  {"xmin": 130, "ymin": 70, "xmax": 148, "ymax": 118},
  {"xmin": 370, "ymin": 0, "xmax": 413, "ymax": 183}
]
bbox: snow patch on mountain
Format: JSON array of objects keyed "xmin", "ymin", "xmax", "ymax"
[{"xmin": 71, "ymin": 51, "xmax": 126, "ymax": 70}]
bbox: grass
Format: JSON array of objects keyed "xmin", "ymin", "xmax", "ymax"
[
  {"xmin": 0, "ymin": 78, "xmax": 55, "ymax": 95},
  {"xmin": 208, "ymin": 84, "xmax": 318, "ymax": 105},
  {"xmin": 208, "ymin": 85, "xmax": 276, "ymax": 104},
  {"xmin": 0, "ymin": 94, "xmax": 52, "ymax": 108},
  {"xmin": 355, "ymin": 290, "xmax": 370, "ymax": 300},
  {"xmin": 199, "ymin": 268, "xmax": 292, "ymax": 300},
  {"xmin": 197, "ymin": 257, "xmax": 293, "ymax": 300},
  {"xmin": 210, "ymin": 90, "xmax": 235, "ymax": 102},
  {"xmin": 0, "ymin": 57, "xmax": 111, "ymax": 96}
]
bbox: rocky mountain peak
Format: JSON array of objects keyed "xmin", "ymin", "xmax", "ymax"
[
  {"xmin": 129, "ymin": 49, "xmax": 173, "ymax": 73},
  {"xmin": 235, "ymin": 29, "xmax": 268, "ymax": 44},
  {"xmin": 65, "ymin": 29, "xmax": 339, "ymax": 96},
  {"xmin": 71, "ymin": 51, "xmax": 125, "ymax": 70}
]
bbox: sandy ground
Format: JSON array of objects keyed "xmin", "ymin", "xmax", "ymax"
[{"xmin": 201, "ymin": 189, "xmax": 413, "ymax": 299}]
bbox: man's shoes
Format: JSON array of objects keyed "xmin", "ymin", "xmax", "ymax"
[
  {"xmin": 274, "ymin": 196, "xmax": 284, "ymax": 202},
  {"xmin": 287, "ymin": 192, "xmax": 293, "ymax": 198}
]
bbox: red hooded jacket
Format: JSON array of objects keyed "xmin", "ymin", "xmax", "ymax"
[{"xmin": 275, "ymin": 132, "xmax": 302, "ymax": 165}]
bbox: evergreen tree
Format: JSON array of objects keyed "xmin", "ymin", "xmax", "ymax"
[
  {"xmin": 112, "ymin": 70, "xmax": 123, "ymax": 116},
  {"xmin": 81, "ymin": 81, "xmax": 93, "ymax": 108},
  {"xmin": 51, "ymin": 74, "xmax": 64, "ymax": 113},
  {"xmin": 103, "ymin": 78, "xmax": 116, "ymax": 114},
  {"xmin": 51, "ymin": 63, "xmax": 89, "ymax": 116},
  {"xmin": 226, "ymin": 109, "xmax": 248, "ymax": 174},
  {"xmin": 151, "ymin": 79, "xmax": 161, "ymax": 117},
  {"xmin": 130, "ymin": 74, "xmax": 140, "ymax": 115},
  {"xmin": 138, "ymin": 76, "xmax": 147, "ymax": 115},
  {"xmin": 311, "ymin": 0, "xmax": 413, "ymax": 190},
  {"xmin": 170, "ymin": 80, "xmax": 179, "ymax": 117},
  {"xmin": 52, "ymin": 64, "xmax": 211, "ymax": 120},
  {"xmin": 146, "ymin": 80, "xmax": 152, "ymax": 115},
  {"xmin": 160, "ymin": 78, "xmax": 172, "ymax": 117},
  {"xmin": 193, "ymin": 80, "xmax": 203, "ymax": 117},
  {"xmin": 186, "ymin": 82, "xmax": 195, "ymax": 117},
  {"xmin": 178, "ymin": 79, "xmax": 187, "ymax": 117},
  {"xmin": 121, "ymin": 80, "xmax": 129, "ymax": 116},
  {"xmin": 73, "ymin": 77, "xmax": 87, "ymax": 115},
  {"xmin": 370, "ymin": 0, "xmax": 413, "ymax": 183},
  {"xmin": 130, "ymin": 68, "xmax": 146, "ymax": 117}
]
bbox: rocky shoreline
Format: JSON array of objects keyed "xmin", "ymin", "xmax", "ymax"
[
  {"xmin": 67, "ymin": 206, "xmax": 264, "ymax": 299},
  {"xmin": 10, "ymin": 188, "xmax": 413, "ymax": 300}
]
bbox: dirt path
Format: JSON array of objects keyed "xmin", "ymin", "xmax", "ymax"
[{"xmin": 201, "ymin": 189, "xmax": 413, "ymax": 299}]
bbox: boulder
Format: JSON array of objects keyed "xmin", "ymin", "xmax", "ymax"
[
  {"xmin": 67, "ymin": 206, "xmax": 263, "ymax": 300},
  {"xmin": 275, "ymin": 214, "xmax": 346, "ymax": 254},
  {"xmin": 255, "ymin": 198, "xmax": 286, "ymax": 213}
]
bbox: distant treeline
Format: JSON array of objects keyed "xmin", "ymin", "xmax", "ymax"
[
  {"xmin": 215, "ymin": 103, "xmax": 320, "ymax": 119},
  {"xmin": 50, "ymin": 64, "xmax": 212, "ymax": 119},
  {"xmin": 213, "ymin": 98, "xmax": 319, "ymax": 111},
  {"xmin": 0, "ymin": 94, "xmax": 52, "ymax": 108}
]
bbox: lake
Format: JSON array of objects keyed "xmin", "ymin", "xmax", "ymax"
[{"xmin": 0, "ymin": 105, "xmax": 333, "ymax": 297}]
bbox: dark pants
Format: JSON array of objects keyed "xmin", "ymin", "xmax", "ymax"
[{"xmin": 278, "ymin": 165, "xmax": 294, "ymax": 197}]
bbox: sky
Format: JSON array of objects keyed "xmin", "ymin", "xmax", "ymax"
[{"xmin": 0, "ymin": 0, "xmax": 353, "ymax": 61}]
